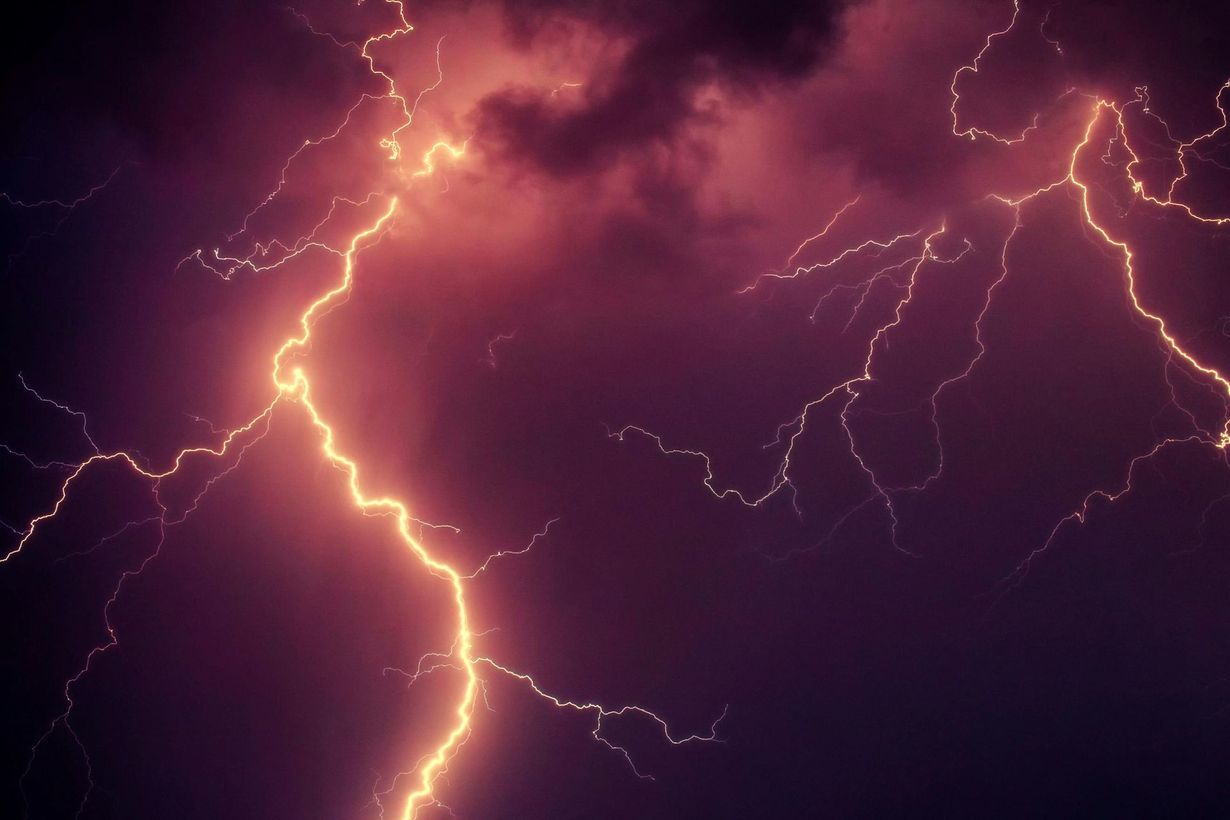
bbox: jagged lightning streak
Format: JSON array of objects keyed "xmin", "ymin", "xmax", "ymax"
[
  {"xmin": 273, "ymin": 195, "xmax": 718, "ymax": 815},
  {"xmin": 896, "ymin": 11, "xmax": 1230, "ymax": 578},
  {"xmin": 8, "ymin": 200, "xmax": 451, "ymax": 818},
  {"xmin": 7, "ymin": 4, "xmax": 718, "ymax": 816},
  {"xmin": 9, "ymin": 391, "xmax": 276, "ymax": 818},
  {"xmin": 0, "ymin": 166, "xmax": 122, "ymax": 213},
  {"xmin": 940, "ymin": 1, "xmax": 1230, "ymax": 586},
  {"xmin": 268, "ymin": 198, "xmax": 483, "ymax": 819},
  {"xmin": 615, "ymin": 224, "xmax": 973, "ymax": 555},
  {"xmin": 475, "ymin": 658, "xmax": 727, "ymax": 781},
  {"xmin": 618, "ymin": 0, "xmax": 1230, "ymax": 578},
  {"xmin": 2, "ymin": 398, "xmax": 278, "ymax": 567},
  {"xmin": 996, "ymin": 89, "xmax": 1230, "ymax": 585},
  {"xmin": 1118, "ymin": 82, "xmax": 1230, "ymax": 226},
  {"xmin": 12, "ymin": 189, "xmax": 709, "ymax": 816},
  {"xmin": 8, "ymin": 198, "xmax": 466, "ymax": 819},
  {"xmin": 2, "ymin": 165, "xmax": 123, "ymax": 266},
  {"xmin": 780, "ymin": 194, "xmax": 861, "ymax": 270},
  {"xmin": 18, "ymin": 0, "xmax": 1227, "ymax": 813},
  {"xmin": 482, "ymin": 330, "xmax": 517, "ymax": 369},
  {"xmin": 949, "ymin": 0, "xmax": 1040, "ymax": 145}
]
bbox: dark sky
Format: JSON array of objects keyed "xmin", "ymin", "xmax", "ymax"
[{"xmin": 4, "ymin": 1, "xmax": 1230, "ymax": 817}]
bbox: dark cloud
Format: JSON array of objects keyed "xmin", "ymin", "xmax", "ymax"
[
  {"xmin": 475, "ymin": 0, "xmax": 847, "ymax": 173},
  {"xmin": 6, "ymin": 1, "xmax": 1230, "ymax": 817},
  {"xmin": 2, "ymin": 0, "xmax": 360, "ymax": 168}
]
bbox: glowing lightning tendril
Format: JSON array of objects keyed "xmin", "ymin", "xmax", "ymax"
[{"xmin": 4, "ymin": 3, "xmax": 720, "ymax": 816}]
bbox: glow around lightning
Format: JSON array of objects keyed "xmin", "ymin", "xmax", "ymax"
[
  {"xmin": 620, "ymin": 0, "xmax": 1230, "ymax": 578},
  {"xmin": 3, "ymin": 3, "xmax": 720, "ymax": 817},
  {"xmin": 6, "ymin": 0, "xmax": 1230, "ymax": 815}
]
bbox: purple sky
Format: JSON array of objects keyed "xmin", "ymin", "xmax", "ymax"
[{"xmin": 4, "ymin": 1, "xmax": 1230, "ymax": 817}]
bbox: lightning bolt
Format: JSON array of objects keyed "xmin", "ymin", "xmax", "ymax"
[
  {"xmin": 1, "ymin": 165, "xmax": 123, "ymax": 266},
  {"xmin": 949, "ymin": 0, "xmax": 1040, "ymax": 145},
  {"xmin": 995, "ymin": 87, "xmax": 1230, "ymax": 586},
  {"xmin": 617, "ymin": 223, "xmax": 973, "ymax": 554},
  {"xmin": 11, "ymin": 1, "xmax": 1228, "ymax": 814},
  {"xmin": 615, "ymin": 1, "xmax": 1230, "ymax": 584},
  {"xmin": 5, "ymin": 4, "xmax": 719, "ymax": 816},
  {"xmin": 481, "ymin": 330, "xmax": 518, "ymax": 369}
]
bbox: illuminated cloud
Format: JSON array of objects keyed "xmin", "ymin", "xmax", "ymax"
[{"xmin": 3, "ymin": 0, "xmax": 1230, "ymax": 816}]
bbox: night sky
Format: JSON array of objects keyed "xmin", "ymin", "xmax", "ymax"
[{"xmin": 4, "ymin": 1, "xmax": 1230, "ymax": 817}]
